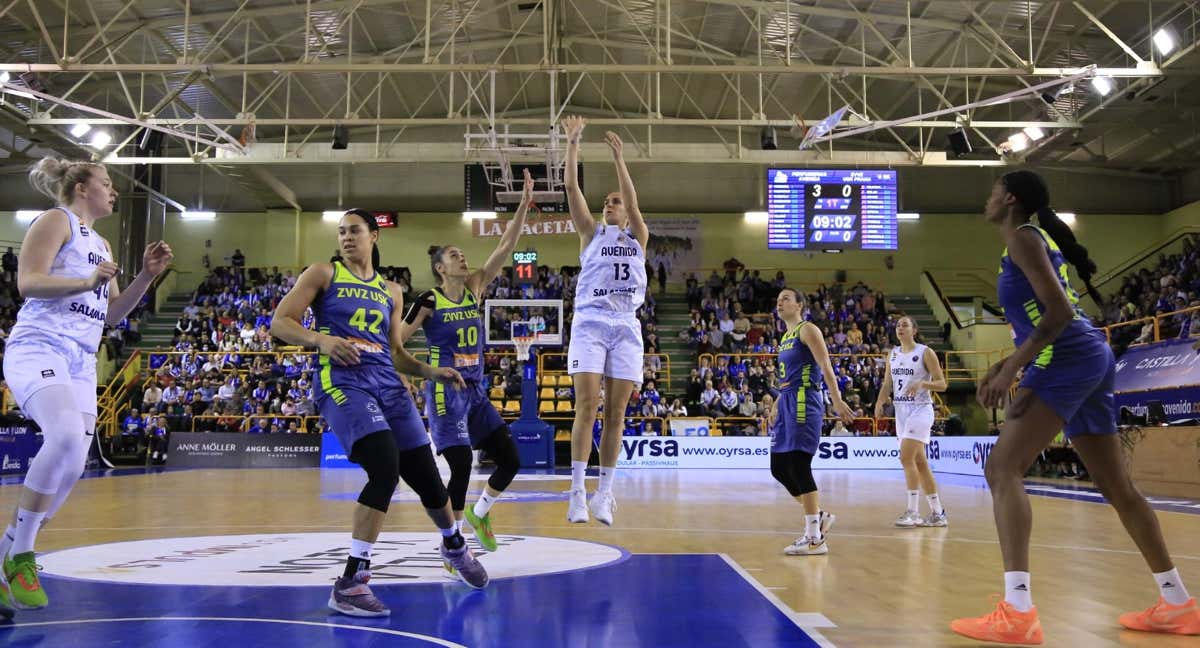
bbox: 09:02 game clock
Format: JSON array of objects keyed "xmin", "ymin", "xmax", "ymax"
[
  {"xmin": 766, "ymin": 169, "xmax": 899, "ymax": 251},
  {"xmin": 512, "ymin": 250, "xmax": 538, "ymax": 286}
]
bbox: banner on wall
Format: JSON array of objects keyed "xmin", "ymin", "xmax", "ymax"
[
  {"xmin": 1115, "ymin": 387, "xmax": 1200, "ymax": 422},
  {"xmin": 615, "ymin": 435, "xmax": 999, "ymax": 472},
  {"xmin": 473, "ymin": 215, "xmax": 577, "ymax": 238},
  {"xmin": 1114, "ymin": 338, "xmax": 1200, "ymax": 393},
  {"xmin": 645, "ymin": 217, "xmax": 700, "ymax": 281},
  {"xmin": 168, "ymin": 432, "xmax": 321, "ymax": 469},
  {"xmin": 0, "ymin": 420, "xmax": 41, "ymax": 475}
]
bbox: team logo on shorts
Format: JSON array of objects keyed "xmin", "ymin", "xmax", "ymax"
[
  {"xmin": 41, "ymin": 369, "xmax": 55, "ymax": 378},
  {"xmin": 366, "ymin": 401, "xmax": 380, "ymax": 413},
  {"xmin": 572, "ymin": 360, "xmax": 579, "ymax": 368}
]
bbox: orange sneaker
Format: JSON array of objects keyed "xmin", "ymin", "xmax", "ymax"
[
  {"xmin": 950, "ymin": 599, "xmax": 1043, "ymax": 645},
  {"xmin": 1118, "ymin": 597, "xmax": 1200, "ymax": 635}
]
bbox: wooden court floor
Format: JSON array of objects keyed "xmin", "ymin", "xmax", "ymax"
[{"xmin": 2, "ymin": 466, "xmax": 1198, "ymax": 647}]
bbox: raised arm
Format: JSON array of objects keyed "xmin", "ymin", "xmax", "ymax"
[
  {"xmin": 105, "ymin": 240, "xmax": 173, "ymax": 326},
  {"xmin": 397, "ymin": 290, "xmax": 434, "ymax": 345},
  {"xmin": 604, "ymin": 131, "xmax": 648, "ymax": 250},
  {"xmin": 799, "ymin": 323, "xmax": 854, "ymax": 423},
  {"xmin": 16, "ymin": 209, "xmax": 117, "ymax": 299},
  {"xmin": 471, "ymin": 168, "xmax": 534, "ymax": 294},
  {"xmin": 561, "ymin": 115, "xmax": 596, "ymax": 249}
]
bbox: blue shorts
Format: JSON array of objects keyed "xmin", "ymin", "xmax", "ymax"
[
  {"xmin": 770, "ymin": 388, "xmax": 824, "ymax": 454},
  {"xmin": 424, "ymin": 381, "xmax": 505, "ymax": 453},
  {"xmin": 1019, "ymin": 344, "xmax": 1117, "ymax": 438},
  {"xmin": 316, "ymin": 365, "xmax": 429, "ymax": 455}
]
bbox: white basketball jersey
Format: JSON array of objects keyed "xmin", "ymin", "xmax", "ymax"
[
  {"xmin": 10, "ymin": 208, "xmax": 112, "ymax": 353},
  {"xmin": 889, "ymin": 343, "xmax": 933, "ymax": 408},
  {"xmin": 574, "ymin": 224, "xmax": 646, "ymax": 313}
]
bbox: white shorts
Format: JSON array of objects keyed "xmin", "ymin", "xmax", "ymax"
[
  {"xmin": 567, "ymin": 310, "xmax": 643, "ymax": 384},
  {"xmin": 3, "ymin": 336, "xmax": 98, "ymax": 417},
  {"xmin": 895, "ymin": 405, "xmax": 934, "ymax": 444}
]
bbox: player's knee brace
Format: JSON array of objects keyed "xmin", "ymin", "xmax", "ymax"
[
  {"xmin": 793, "ymin": 451, "xmax": 818, "ymax": 495},
  {"xmin": 441, "ymin": 445, "xmax": 474, "ymax": 511},
  {"xmin": 397, "ymin": 444, "xmax": 450, "ymax": 510},
  {"xmin": 770, "ymin": 452, "xmax": 803, "ymax": 497},
  {"xmin": 352, "ymin": 431, "xmax": 401, "ymax": 513},
  {"xmin": 480, "ymin": 426, "xmax": 521, "ymax": 493}
]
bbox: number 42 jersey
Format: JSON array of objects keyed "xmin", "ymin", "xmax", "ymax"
[{"xmin": 313, "ymin": 261, "xmax": 395, "ymax": 370}]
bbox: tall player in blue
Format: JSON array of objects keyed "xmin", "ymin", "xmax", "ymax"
[
  {"xmin": 770, "ymin": 288, "xmax": 854, "ymax": 556},
  {"xmin": 272, "ymin": 209, "xmax": 489, "ymax": 618},
  {"xmin": 951, "ymin": 171, "xmax": 1198, "ymax": 644},
  {"xmin": 399, "ymin": 169, "xmax": 533, "ymax": 553},
  {"xmin": 560, "ymin": 116, "xmax": 649, "ymax": 526}
]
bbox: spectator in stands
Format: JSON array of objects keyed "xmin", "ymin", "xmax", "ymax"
[
  {"xmin": 121, "ymin": 408, "xmax": 146, "ymax": 454},
  {"xmin": 829, "ymin": 420, "xmax": 853, "ymax": 437},
  {"xmin": 718, "ymin": 383, "xmax": 739, "ymax": 416},
  {"xmin": 148, "ymin": 416, "xmax": 169, "ymax": 463},
  {"xmin": 700, "ymin": 380, "xmax": 719, "ymax": 416},
  {"xmin": 668, "ymin": 398, "xmax": 688, "ymax": 417},
  {"xmin": 1, "ymin": 247, "xmax": 16, "ymax": 282},
  {"xmin": 143, "ymin": 382, "xmax": 163, "ymax": 412}
]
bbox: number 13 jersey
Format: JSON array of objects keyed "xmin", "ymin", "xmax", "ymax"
[{"xmin": 574, "ymin": 224, "xmax": 646, "ymax": 314}]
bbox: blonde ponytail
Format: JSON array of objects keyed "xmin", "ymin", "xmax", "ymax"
[{"xmin": 28, "ymin": 157, "xmax": 103, "ymax": 204}]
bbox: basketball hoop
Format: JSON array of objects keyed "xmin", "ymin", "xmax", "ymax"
[{"xmin": 513, "ymin": 334, "xmax": 538, "ymax": 362}]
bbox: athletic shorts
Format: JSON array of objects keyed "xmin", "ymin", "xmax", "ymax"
[
  {"xmin": 567, "ymin": 309, "xmax": 643, "ymax": 383},
  {"xmin": 3, "ymin": 336, "xmax": 98, "ymax": 417},
  {"xmin": 1019, "ymin": 343, "xmax": 1117, "ymax": 439},
  {"xmin": 769, "ymin": 388, "xmax": 824, "ymax": 454},
  {"xmin": 424, "ymin": 380, "xmax": 505, "ymax": 453},
  {"xmin": 316, "ymin": 365, "xmax": 429, "ymax": 454},
  {"xmin": 895, "ymin": 404, "xmax": 935, "ymax": 444}
]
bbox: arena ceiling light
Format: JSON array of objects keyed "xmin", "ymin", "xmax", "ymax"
[
  {"xmin": 1006, "ymin": 133, "xmax": 1030, "ymax": 153},
  {"xmin": 322, "ymin": 210, "xmax": 343, "ymax": 222},
  {"xmin": 69, "ymin": 122, "xmax": 91, "ymax": 138},
  {"xmin": 1153, "ymin": 28, "xmax": 1177, "ymax": 56},
  {"xmin": 0, "ymin": 71, "xmax": 8, "ymax": 83},
  {"xmin": 180, "ymin": 210, "xmax": 216, "ymax": 221},
  {"xmin": 1091, "ymin": 76, "xmax": 1113, "ymax": 96},
  {"xmin": 743, "ymin": 211, "xmax": 770, "ymax": 224},
  {"xmin": 1022, "ymin": 127, "xmax": 1045, "ymax": 141},
  {"xmin": 1056, "ymin": 212, "xmax": 1076, "ymax": 225},
  {"xmin": 896, "ymin": 212, "xmax": 921, "ymax": 221},
  {"xmin": 15, "ymin": 210, "xmax": 40, "ymax": 222},
  {"xmin": 462, "ymin": 211, "xmax": 497, "ymax": 221},
  {"xmin": 88, "ymin": 130, "xmax": 112, "ymax": 149}
]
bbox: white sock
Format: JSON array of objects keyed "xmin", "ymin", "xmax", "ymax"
[
  {"xmin": 906, "ymin": 490, "xmax": 919, "ymax": 512},
  {"xmin": 1004, "ymin": 571, "xmax": 1033, "ymax": 612},
  {"xmin": 805, "ymin": 514, "xmax": 821, "ymax": 541},
  {"xmin": 0, "ymin": 524, "xmax": 13, "ymax": 560},
  {"xmin": 598, "ymin": 466, "xmax": 616, "ymax": 494},
  {"xmin": 571, "ymin": 461, "xmax": 587, "ymax": 491},
  {"xmin": 439, "ymin": 525, "xmax": 457, "ymax": 538},
  {"xmin": 455, "ymin": 518, "xmax": 465, "ymax": 532},
  {"xmin": 349, "ymin": 538, "xmax": 372, "ymax": 561},
  {"xmin": 473, "ymin": 492, "xmax": 498, "ymax": 518},
  {"xmin": 12, "ymin": 508, "xmax": 47, "ymax": 556},
  {"xmin": 927, "ymin": 493, "xmax": 944, "ymax": 515},
  {"xmin": 1153, "ymin": 568, "xmax": 1191, "ymax": 605}
]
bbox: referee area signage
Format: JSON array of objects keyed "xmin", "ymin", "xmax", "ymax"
[
  {"xmin": 615, "ymin": 435, "xmax": 999, "ymax": 474},
  {"xmin": 168, "ymin": 432, "xmax": 321, "ymax": 469}
]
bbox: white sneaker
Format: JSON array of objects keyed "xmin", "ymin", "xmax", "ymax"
[
  {"xmin": 894, "ymin": 509, "xmax": 922, "ymax": 528},
  {"xmin": 567, "ymin": 488, "xmax": 589, "ymax": 523},
  {"xmin": 589, "ymin": 491, "xmax": 616, "ymax": 526},
  {"xmin": 919, "ymin": 511, "xmax": 949, "ymax": 527},
  {"xmin": 818, "ymin": 509, "xmax": 836, "ymax": 536},
  {"xmin": 783, "ymin": 536, "xmax": 810, "ymax": 555}
]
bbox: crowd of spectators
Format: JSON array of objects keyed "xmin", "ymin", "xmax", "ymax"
[{"xmin": 1095, "ymin": 234, "xmax": 1200, "ymax": 351}]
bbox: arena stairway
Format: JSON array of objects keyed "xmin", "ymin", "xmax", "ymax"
[{"xmin": 657, "ymin": 292, "xmax": 697, "ymax": 398}]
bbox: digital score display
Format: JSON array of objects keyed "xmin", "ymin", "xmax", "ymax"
[
  {"xmin": 766, "ymin": 169, "xmax": 899, "ymax": 250},
  {"xmin": 512, "ymin": 250, "xmax": 538, "ymax": 286}
]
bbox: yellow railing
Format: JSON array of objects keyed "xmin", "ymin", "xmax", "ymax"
[
  {"xmin": 97, "ymin": 350, "xmax": 144, "ymax": 441},
  {"xmin": 537, "ymin": 352, "xmax": 671, "ymax": 387},
  {"xmin": 1104, "ymin": 304, "xmax": 1199, "ymax": 346}
]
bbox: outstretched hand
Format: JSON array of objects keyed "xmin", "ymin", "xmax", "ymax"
[
  {"xmin": 604, "ymin": 131, "xmax": 623, "ymax": 158},
  {"xmin": 560, "ymin": 115, "xmax": 587, "ymax": 142},
  {"xmin": 521, "ymin": 168, "xmax": 535, "ymax": 206}
]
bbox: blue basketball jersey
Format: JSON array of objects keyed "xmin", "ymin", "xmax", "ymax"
[
  {"xmin": 313, "ymin": 261, "xmax": 394, "ymax": 370},
  {"xmin": 776, "ymin": 323, "xmax": 823, "ymax": 393},
  {"xmin": 997, "ymin": 224, "xmax": 1106, "ymax": 366},
  {"xmin": 418, "ymin": 287, "xmax": 484, "ymax": 383}
]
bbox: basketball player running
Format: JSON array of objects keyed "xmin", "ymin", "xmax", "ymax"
[
  {"xmin": 561, "ymin": 116, "xmax": 648, "ymax": 526},
  {"xmin": 951, "ymin": 171, "xmax": 1199, "ymax": 643},
  {"xmin": 772, "ymin": 288, "xmax": 854, "ymax": 556},
  {"xmin": 272, "ymin": 209, "xmax": 488, "ymax": 618},
  {"xmin": 399, "ymin": 169, "xmax": 533, "ymax": 552},
  {"xmin": 875, "ymin": 316, "xmax": 948, "ymax": 528},
  {"xmin": 0, "ymin": 158, "xmax": 172, "ymax": 616}
]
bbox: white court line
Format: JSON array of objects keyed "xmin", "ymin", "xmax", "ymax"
[
  {"xmin": 0, "ymin": 617, "xmax": 467, "ymax": 647},
  {"xmin": 37, "ymin": 524, "xmax": 1200, "ymax": 562},
  {"xmin": 718, "ymin": 553, "xmax": 837, "ymax": 648}
]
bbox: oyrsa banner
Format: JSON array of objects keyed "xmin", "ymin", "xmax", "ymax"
[
  {"xmin": 473, "ymin": 215, "xmax": 577, "ymax": 238},
  {"xmin": 614, "ymin": 435, "xmax": 999, "ymax": 474}
]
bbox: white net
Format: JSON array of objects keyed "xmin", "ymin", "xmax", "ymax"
[{"xmin": 513, "ymin": 335, "xmax": 538, "ymax": 362}]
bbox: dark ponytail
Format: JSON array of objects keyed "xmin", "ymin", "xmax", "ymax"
[
  {"xmin": 344, "ymin": 209, "xmax": 381, "ymax": 270},
  {"xmin": 428, "ymin": 245, "xmax": 446, "ymax": 285},
  {"xmin": 1000, "ymin": 170, "xmax": 1102, "ymax": 308}
]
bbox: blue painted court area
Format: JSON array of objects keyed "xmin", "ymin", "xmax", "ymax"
[{"xmin": 0, "ymin": 554, "xmax": 825, "ymax": 648}]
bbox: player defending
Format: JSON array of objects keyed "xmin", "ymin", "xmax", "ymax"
[
  {"xmin": 399, "ymin": 169, "xmax": 534, "ymax": 552},
  {"xmin": 561, "ymin": 116, "xmax": 649, "ymax": 526}
]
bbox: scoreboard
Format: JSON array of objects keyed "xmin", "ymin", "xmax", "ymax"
[
  {"xmin": 512, "ymin": 250, "xmax": 538, "ymax": 286},
  {"xmin": 766, "ymin": 169, "xmax": 899, "ymax": 251}
]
